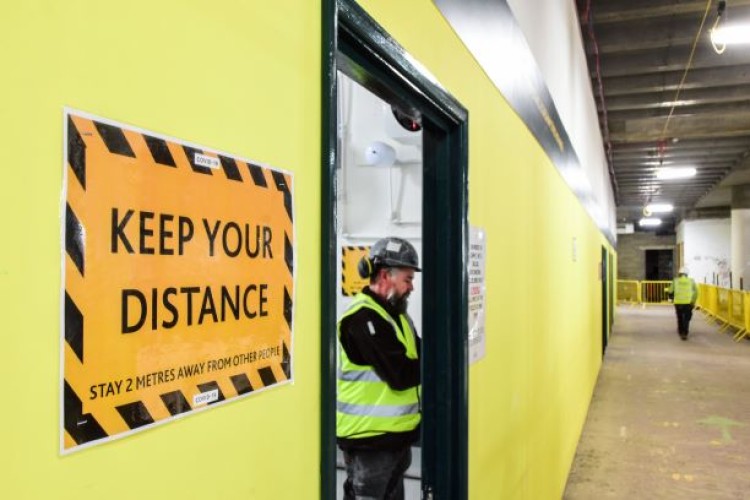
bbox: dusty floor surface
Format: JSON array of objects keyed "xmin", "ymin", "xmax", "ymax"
[{"xmin": 564, "ymin": 306, "xmax": 750, "ymax": 499}]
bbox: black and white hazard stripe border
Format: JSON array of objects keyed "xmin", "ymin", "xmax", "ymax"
[
  {"xmin": 341, "ymin": 245, "xmax": 369, "ymax": 296},
  {"xmin": 59, "ymin": 107, "xmax": 297, "ymax": 454}
]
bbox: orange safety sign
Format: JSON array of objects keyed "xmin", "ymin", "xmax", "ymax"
[
  {"xmin": 61, "ymin": 109, "xmax": 295, "ymax": 452},
  {"xmin": 341, "ymin": 246, "xmax": 370, "ymax": 296}
]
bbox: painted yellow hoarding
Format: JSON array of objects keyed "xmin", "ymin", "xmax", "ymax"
[{"xmin": 62, "ymin": 110, "xmax": 294, "ymax": 452}]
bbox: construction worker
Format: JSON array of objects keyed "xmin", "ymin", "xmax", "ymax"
[
  {"xmin": 337, "ymin": 237, "xmax": 421, "ymax": 500},
  {"xmin": 666, "ymin": 267, "xmax": 699, "ymax": 340}
]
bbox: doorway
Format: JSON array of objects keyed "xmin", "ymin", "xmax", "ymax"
[
  {"xmin": 334, "ymin": 72, "xmax": 425, "ymax": 497},
  {"xmin": 322, "ymin": 1, "xmax": 469, "ymax": 498},
  {"xmin": 645, "ymin": 249, "xmax": 673, "ymax": 280}
]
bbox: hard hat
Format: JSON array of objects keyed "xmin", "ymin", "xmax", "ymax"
[
  {"xmin": 357, "ymin": 237, "xmax": 421, "ymax": 278},
  {"xmin": 678, "ymin": 266, "xmax": 689, "ymax": 275}
]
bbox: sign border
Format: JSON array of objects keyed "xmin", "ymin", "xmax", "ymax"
[{"xmin": 59, "ymin": 107, "xmax": 297, "ymax": 454}]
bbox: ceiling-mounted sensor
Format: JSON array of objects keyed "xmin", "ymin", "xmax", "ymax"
[
  {"xmin": 391, "ymin": 106, "xmax": 422, "ymax": 132},
  {"xmin": 385, "ymin": 104, "xmax": 422, "ymax": 147}
]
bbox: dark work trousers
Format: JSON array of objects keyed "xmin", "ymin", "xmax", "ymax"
[
  {"xmin": 343, "ymin": 446, "xmax": 412, "ymax": 500},
  {"xmin": 674, "ymin": 304, "xmax": 694, "ymax": 337}
]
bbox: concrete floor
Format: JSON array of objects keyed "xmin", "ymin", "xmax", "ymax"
[{"xmin": 564, "ymin": 305, "xmax": 750, "ymax": 499}]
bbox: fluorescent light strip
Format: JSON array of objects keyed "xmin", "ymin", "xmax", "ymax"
[
  {"xmin": 639, "ymin": 218, "xmax": 662, "ymax": 227},
  {"xmin": 645, "ymin": 203, "xmax": 674, "ymax": 213},
  {"xmin": 655, "ymin": 167, "xmax": 696, "ymax": 180},
  {"xmin": 711, "ymin": 25, "xmax": 750, "ymax": 45}
]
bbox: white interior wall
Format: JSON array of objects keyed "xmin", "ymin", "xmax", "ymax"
[
  {"xmin": 730, "ymin": 209, "xmax": 750, "ymax": 288},
  {"xmin": 506, "ymin": 0, "xmax": 616, "ymax": 236},
  {"xmin": 336, "ymin": 74, "xmax": 424, "ymax": 333},
  {"xmin": 678, "ymin": 219, "xmax": 731, "ymax": 286}
]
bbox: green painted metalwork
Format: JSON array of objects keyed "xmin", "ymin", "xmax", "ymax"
[{"xmin": 321, "ymin": 1, "xmax": 469, "ymax": 497}]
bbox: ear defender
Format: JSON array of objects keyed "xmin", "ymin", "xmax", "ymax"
[{"xmin": 357, "ymin": 256, "xmax": 373, "ymax": 279}]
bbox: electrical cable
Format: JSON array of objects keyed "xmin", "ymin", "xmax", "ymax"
[{"xmin": 659, "ymin": 0, "xmax": 713, "ymax": 140}]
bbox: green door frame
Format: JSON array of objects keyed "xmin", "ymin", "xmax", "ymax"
[
  {"xmin": 601, "ymin": 246, "xmax": 608, "ymax": 356},
  {"xmin": 609, "ymin": 249, "xmax": 614, "ymax": 330},
  {"xmin": 321, "ymin": 1, "xmax": 469, "ymax": 498}
]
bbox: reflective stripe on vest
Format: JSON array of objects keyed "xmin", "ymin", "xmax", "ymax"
[
  {"xmin": 337, "ymin": 401, "xmax": 420, "ymax": 418},
  {"xmin": 337, "ymin": 368, "xmax": 383, "ymax": 383},
  {"xmin": 336, "ymin": 293, "xmax": 420, "ymax": 439}
]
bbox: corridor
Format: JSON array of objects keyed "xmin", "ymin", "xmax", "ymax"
[{"xmin": 565, "ymin": 306, "xmax": 750, "ymax": 499}]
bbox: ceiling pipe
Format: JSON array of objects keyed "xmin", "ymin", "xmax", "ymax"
[
  {"xmin": 579, "ymin": 0, "xmax": 619, "ymax": 202},
  {"xmin": 659, "ymin": 0, "xmax": 714, "ymax": 140}
]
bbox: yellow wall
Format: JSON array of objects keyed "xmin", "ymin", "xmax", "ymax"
[
  {"xmin": 359, "ymin": 1, "xmax": 614, "ymax": 498},
  {"xmin": 3, "ymin": 1, "xmax": 618, "ymax": 498},
  {"xmin": 1, "ymin": 2, "xmax": 320, "ymax": 498}
]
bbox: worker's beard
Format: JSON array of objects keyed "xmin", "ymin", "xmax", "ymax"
[{"xmin": 387, "ymin": 290, "xmax": 410, "ymax": 315}]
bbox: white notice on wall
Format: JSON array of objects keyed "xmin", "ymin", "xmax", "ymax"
[{"xmin": 468, "ymin": 226, "xmax": 487, "ymax": 364}]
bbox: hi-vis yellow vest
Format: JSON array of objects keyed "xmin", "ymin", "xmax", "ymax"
[
  {"xmin": 670, "ymin": 276, "xmax": 697, "ymax": 304},
  {"xmin": 336, "ymin": 293, "xmax": 421, "ymax": 439}
]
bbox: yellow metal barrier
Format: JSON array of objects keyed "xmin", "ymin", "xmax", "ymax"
[
  {"xmin": 696, "ymin": 283, "xmax": 718, "ymax": 315},
  {"xmin": 728, "ymin": 290, "xmax": 746, "ymax": 338},
  {"xmin": 617, "ymin": 280, "xmax": 639, "ymax": 303},
  {"xmin": 696, "ymin": 284, "xmax": 732, "ymax": 336},
  {"xmin": 640, "ymin": 280, "xmax": 671, "ymax": 304},
  {"xmin": 682, "ymin": 282, "xmax": 750, "ymax": 341},
  {"xmin": 740, "ymin": 295, "xmax": 750, "ymax": 341},
  {"xmin": 618, "ymin": 281, "xmax": 750, "ymax": 342},
  {"xmin": 717, "ymin": 288, "xmax": 731, "ymax": 332}
]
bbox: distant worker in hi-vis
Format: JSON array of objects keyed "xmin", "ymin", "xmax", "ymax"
[
  {"xmin": 337, "ymin": 237, "xmax": 421, "ymax": 500},
  {"xmin": 666, "ymin": 267, "xmax": 699, "ymax": 340}
]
